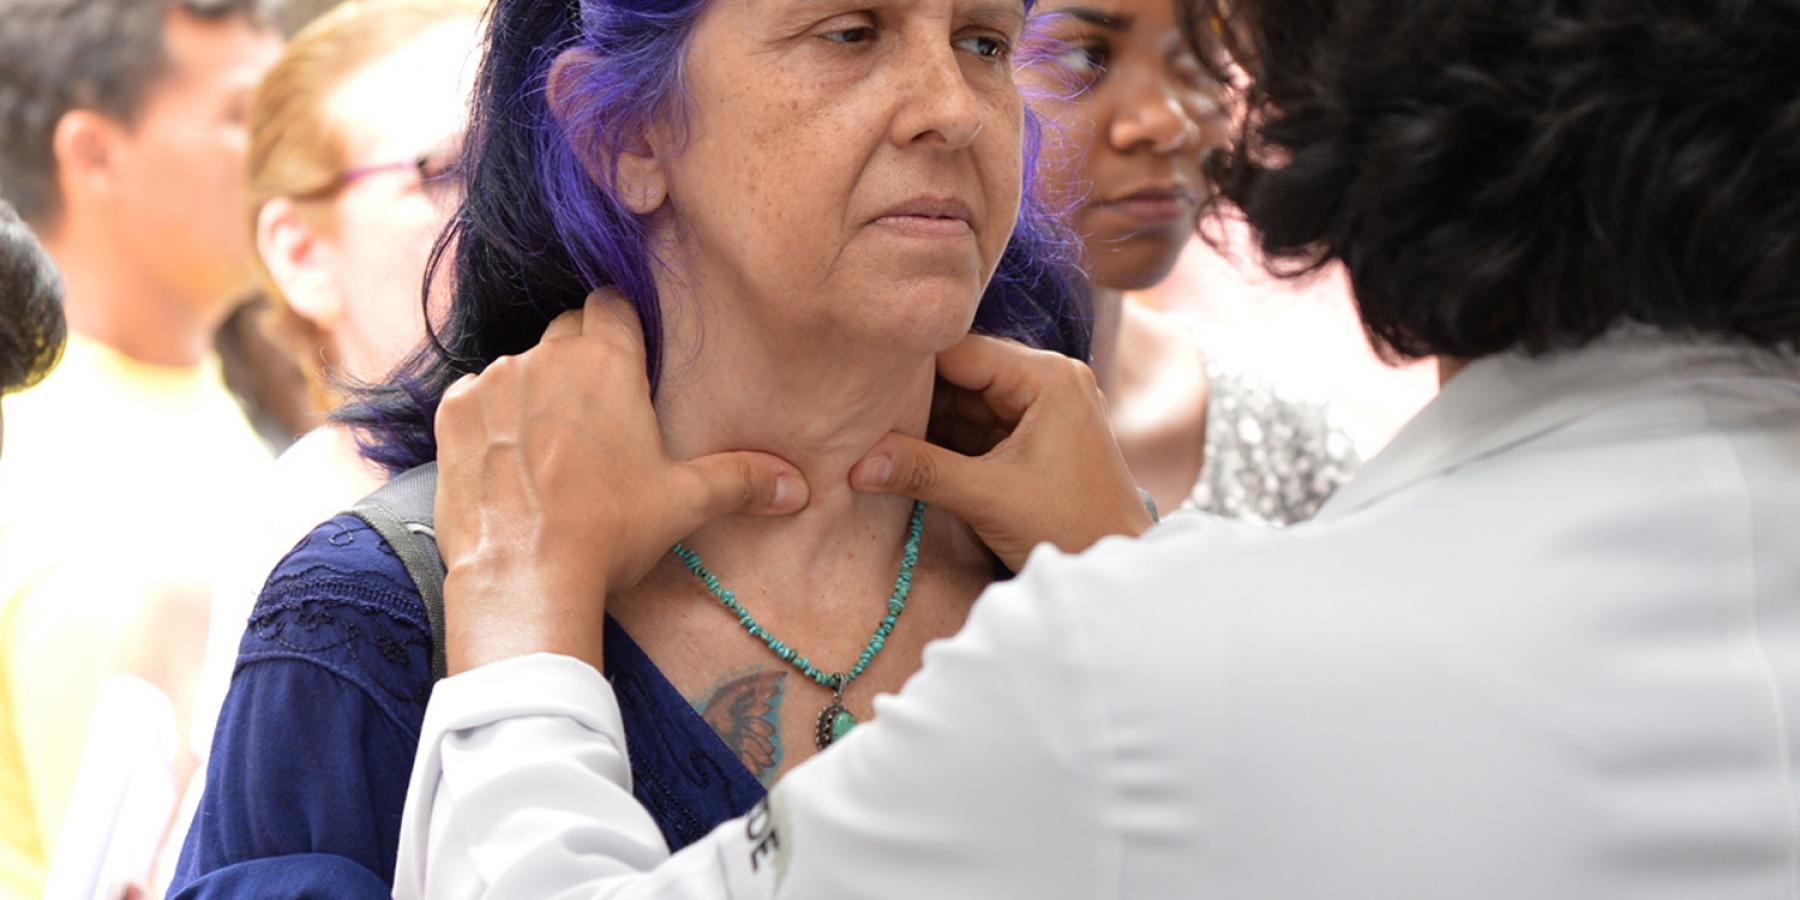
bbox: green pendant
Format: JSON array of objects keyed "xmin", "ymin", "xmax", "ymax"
[
  {"xmin": 831, "ymin": 710, "xmax": 857, "ymax": 740},
  {"xmin": 815, "ymin": 700, "xmax": 857, "ymax": 750}
]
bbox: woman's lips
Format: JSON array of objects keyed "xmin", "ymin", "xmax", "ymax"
[
  {"xmin": 871, "ymin": 196, "xmax": 977, "ymax": 240},
  {"xmin": 1093, "ymin": 187, "xmax": 1200, "ymax": 226},
  {"xmin": 872, "ymin": 215, "xmax": 976, "ymax": 239}
]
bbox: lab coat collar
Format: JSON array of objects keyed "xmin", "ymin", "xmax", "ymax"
[{"xmin": 1313, "ymin": 326, "xmax": 1800, "ymax": 522}]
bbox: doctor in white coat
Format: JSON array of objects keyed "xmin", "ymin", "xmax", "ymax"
[{"xmin": 394, "ymin": 0, "xmax": 1800, "ymax": 896}]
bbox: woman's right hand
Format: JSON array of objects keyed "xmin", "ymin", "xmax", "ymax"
[{"xmin": 848, "ymin": 335, "xmax": 1154, "ymax": 572}]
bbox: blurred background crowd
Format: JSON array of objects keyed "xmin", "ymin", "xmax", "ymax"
[{"xmin": 0, "ymin": 0, "xmax": 1432, "ymax": 895}]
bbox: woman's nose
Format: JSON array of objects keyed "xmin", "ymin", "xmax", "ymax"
[
  {"xmin": 1109, "ymin": 75, "xmax": 1202, "ymax": 156},
  {"xmin": 890, "ymin": 44, "xmax": 985, "ymax": 150}
]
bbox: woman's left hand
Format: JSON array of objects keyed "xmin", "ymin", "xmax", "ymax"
[{"xmin": 433, "ymin": 290, "xmax": 810, "ymax": 675}]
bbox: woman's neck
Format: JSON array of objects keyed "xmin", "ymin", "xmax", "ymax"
[
  {"xmin": 1088, "ymin": 285, "xmax": 1127, "ymax": 393},
  {"xmin": 643, "ymin": 299, "xmax": 946, "ymax": 616}
]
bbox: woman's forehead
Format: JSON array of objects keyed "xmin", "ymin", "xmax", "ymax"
[
  {"xmin": 745, "ymin": 0, "xmax": 1029, "ymax": 24},
  {"xmin": 1037, "ymin": 0, "xmax": 1135, "ymax": 27}
]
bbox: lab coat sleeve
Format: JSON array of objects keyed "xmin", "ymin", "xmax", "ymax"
[{"xmin": 394, "ymin": 546, "xmax": 1116, "ymax": 900}]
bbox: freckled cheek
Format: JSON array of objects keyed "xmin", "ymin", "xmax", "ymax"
[
  {"xmin": 752, "ymin": 140, "xmax": 836, "ymax": 231},
  {"xmin": 697, "ymin": 89, "xmax": 853, "ymax": 255}
]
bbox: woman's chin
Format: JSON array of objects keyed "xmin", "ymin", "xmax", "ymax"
[
  {"xmin": 1086, "ymin": 231, "xmax": 1191, "ymax": 293},
  {"xmin": 842, "ymin": 283, "xmax": 984, "ymax": 355}
]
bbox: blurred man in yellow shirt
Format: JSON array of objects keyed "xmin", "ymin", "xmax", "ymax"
[{"xmin": 0, "ymin": 1, "xmax": 281, "ymax": 893}]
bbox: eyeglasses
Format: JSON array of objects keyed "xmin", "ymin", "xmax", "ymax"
[{"xmin": 295, "ymin": 150, "xmax": 462, "ymax": 205}]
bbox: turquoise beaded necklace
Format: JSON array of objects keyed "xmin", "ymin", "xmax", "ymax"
[{"xmin": 671, "ymin": 500, "xmax": 927, "ymax": 750}]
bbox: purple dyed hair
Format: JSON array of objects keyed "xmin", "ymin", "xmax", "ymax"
[{"xmin": 340, "ymin": 0, "xmax": 1093, "ymax": 474}]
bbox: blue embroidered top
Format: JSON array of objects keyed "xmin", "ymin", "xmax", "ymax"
[{"xmin": 167, "ymin": 514, "xmax": 767, "ymax": 897}]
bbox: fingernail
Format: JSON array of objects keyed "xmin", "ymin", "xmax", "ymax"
[
  {"xmin": 852, "ymin": 455, "xmax": 892, "ymax": 489},
  {"xmin": 772, "ymin": 472, "xmax": 798, "ymax": 510}
]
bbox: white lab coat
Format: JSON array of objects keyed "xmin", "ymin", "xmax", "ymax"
[{"xmin": 395, "ymin": 327, "xmax": 1800, "ymax": 899}]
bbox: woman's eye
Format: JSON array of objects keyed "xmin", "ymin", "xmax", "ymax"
[
  {"xmin": 823, "ymin": 26, "xmax": 875, "ymax": 44},
  {"xmin": 1049, "ymin": 41, "xmax": 1108, "ymax": 90},
  {"xmin": 419, "ymin": 156, "xmax": 455, "ymax": 182},
  {"xmin": 1064, "ymin": 42, "xmax": 1107, "ymax": 74},
  {"xmin": 953, "ymin": 33, "xmax": 1010, "ymax": 60}
]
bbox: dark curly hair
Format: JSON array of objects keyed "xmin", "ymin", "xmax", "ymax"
[
  {"xmin": 0, "ymin": 199, "xmax": 66, "ymax": 393},
  {"xmin": 1184, "ymin": 0, "xmax": 1800, "ymax": 361}
]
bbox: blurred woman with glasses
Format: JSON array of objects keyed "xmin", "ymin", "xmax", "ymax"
[{"xmin": 181, "ymin": 0, "xmax": 484, "ymax": 856}]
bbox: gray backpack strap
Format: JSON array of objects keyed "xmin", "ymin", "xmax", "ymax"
[{"xmin": 350, "ymin": 462, "xmax": 448, "ymax": 681}]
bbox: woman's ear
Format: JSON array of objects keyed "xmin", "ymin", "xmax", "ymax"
[
  {"xmin": 256, "ymin": 197, "xmax": 343, "ymax": 331},
  {"xmin": 547, "ymin": 46, "xmax": 668, "ymax": 215},
  {"xmin": 613, "ymin": 149, "xmax": 669, "ymax": 216}
]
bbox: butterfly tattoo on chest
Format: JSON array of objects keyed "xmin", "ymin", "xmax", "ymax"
[{"xmin": 695, "ymin": 669, "xmax": 787, "ymax": 782}]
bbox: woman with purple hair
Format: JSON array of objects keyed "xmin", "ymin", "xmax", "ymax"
[{"xmin": 167, "ymin": 0, "xmax": 1099, "ymax": 892}]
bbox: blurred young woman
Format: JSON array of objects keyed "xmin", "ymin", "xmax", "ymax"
[
  {"xmin": 1033, "ymin": 0, "xmax": 1357, "ymax": 518},
  {"xmin": 189, "ymin": 0, "xmax": 483, "ymax": 747},
  {"xmin": 176, "ymin": 2, "xmax": 483, "ymax": 888}
]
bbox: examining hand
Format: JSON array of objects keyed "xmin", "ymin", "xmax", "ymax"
[
  {"xmin": 848, "ymin": 334, "xmax": 1153, "ymax": 572},
  {"xmin": 433, "ymin": 290, "xmax": 809, "ymax": 675}
]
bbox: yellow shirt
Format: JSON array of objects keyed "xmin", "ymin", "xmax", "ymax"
[{"xmin": 0, "ymin": 333, "xmax": 271, "ymax": 897}]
